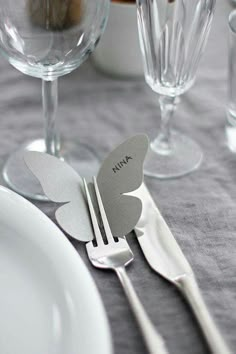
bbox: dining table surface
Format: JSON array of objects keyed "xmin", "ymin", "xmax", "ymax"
[{"xmin": 0, "ymin": 1, "xmax": 235, "ymax": 353}]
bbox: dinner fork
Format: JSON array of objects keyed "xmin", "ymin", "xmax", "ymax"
[{"xmin": 83, "ymin": 177, "xmax": 169, "ymax": 354}]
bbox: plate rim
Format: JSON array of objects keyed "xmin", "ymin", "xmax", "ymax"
[{"xmin": 0, "ymin": 185, "xmax": 113, "ymax": 354}]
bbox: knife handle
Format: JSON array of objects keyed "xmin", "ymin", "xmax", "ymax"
[{"xmin": 177, "ymin": 276, "xmax": 231, "ymax": 354}]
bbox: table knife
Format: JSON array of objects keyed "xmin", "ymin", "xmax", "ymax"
[{"xmin": 135, "ymin": 184, "xmax": 231, "ymax": 354}]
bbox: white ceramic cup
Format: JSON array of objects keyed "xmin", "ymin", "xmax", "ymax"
[{"xmin": 92, "ymin": 2, "xmax": 143, "ymax": 78}]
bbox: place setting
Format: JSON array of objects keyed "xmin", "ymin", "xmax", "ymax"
[{"xmin": 0, "ymin": 1, "xmax": 234, "ymax": 354}]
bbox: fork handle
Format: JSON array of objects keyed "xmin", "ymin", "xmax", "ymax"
[{"xmin": 115, "ymin": 267, "xmax": 169, "ymax": 354}]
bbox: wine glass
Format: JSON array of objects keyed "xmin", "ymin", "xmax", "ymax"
[
  {"xmin": 0, "ymin": 0, "xmax": 109, "ymax": 200},
  {"xmin": 136, "ymin": 0, "xmax": 215, "ymax": 179}
]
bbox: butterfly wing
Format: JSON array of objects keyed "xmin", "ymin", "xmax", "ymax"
[
  {"xmin": 97, "ymin": 134, "xmax": 149, "ymax": 237},
  {"xmin": 25, "ymin": 151, "xmax": 81, "ymax": 203},
  {"xmin": 55, "ymin": 202, "xmax": 93, "ymax": 242},
  {"xmin": 24, "ymin": 151, "xmax": 93, "ymax": 242}
]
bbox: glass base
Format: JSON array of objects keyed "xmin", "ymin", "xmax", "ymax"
[
  {"xmin": 144, "ymin": 131, "xmax": 203, "ymax": 179},
  {"xmin": 3, "ymin": 139, "xmax": 100, "ymax": 201}
]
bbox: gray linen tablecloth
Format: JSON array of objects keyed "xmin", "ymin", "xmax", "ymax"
[{"xmin": 0, "ymin": 1, "xmax": 235, "ymax": 353}]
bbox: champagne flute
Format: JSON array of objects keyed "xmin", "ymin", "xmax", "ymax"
[
  {"xmin": 0, "ymin": 0, "xmax": 109, "ymax": 200},
  {"xmin": 136, "ymin": 0, "xmax": 215, "ymax": 179}
]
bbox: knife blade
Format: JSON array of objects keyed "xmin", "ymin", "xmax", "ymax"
[
  {"xmin": 135, "ymin": 184, "xmax": 231, "ymax": 354},
  {"xmin": 135, "ymin": 184, "xmax": 193, "ymax": 283}
]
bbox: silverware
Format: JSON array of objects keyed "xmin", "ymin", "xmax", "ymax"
[
  {"xmin": 135, "ymin": 184, "xmax": 231, "ymax": 354},
  {"xmin": 83, "ymin": 177, "xmax": 169, "ymax": 354}
]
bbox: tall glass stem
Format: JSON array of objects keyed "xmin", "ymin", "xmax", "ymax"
[
  {"xmin": 42, "ymin": 79, "xmax": 60, "ymax": 156},
  {"xmin": 151, "ymin": 95, "xmax": 179, "ymax": 155}
]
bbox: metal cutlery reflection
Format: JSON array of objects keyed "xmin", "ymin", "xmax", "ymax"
[
  {"xmin": 135, "ymin": 184, "xmax": 231, "ymax": 354},
  {"xmin": 83, "ymin": 177, "xmax": 169, "ymax": 354}
]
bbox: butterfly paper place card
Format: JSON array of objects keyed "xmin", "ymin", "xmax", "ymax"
[{"xmin": 24, "ymin": 135, "xmax": 149, "ymax": 242}]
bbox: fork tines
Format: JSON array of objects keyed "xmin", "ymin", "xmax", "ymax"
[{"xmin": 83, "ymin": 177, "xmax": 116, "ymax": 245}]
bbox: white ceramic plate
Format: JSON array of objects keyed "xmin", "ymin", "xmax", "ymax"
[{"xmin": 0, "ymin": 186, "xmax": 113, "ymax": 354}]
